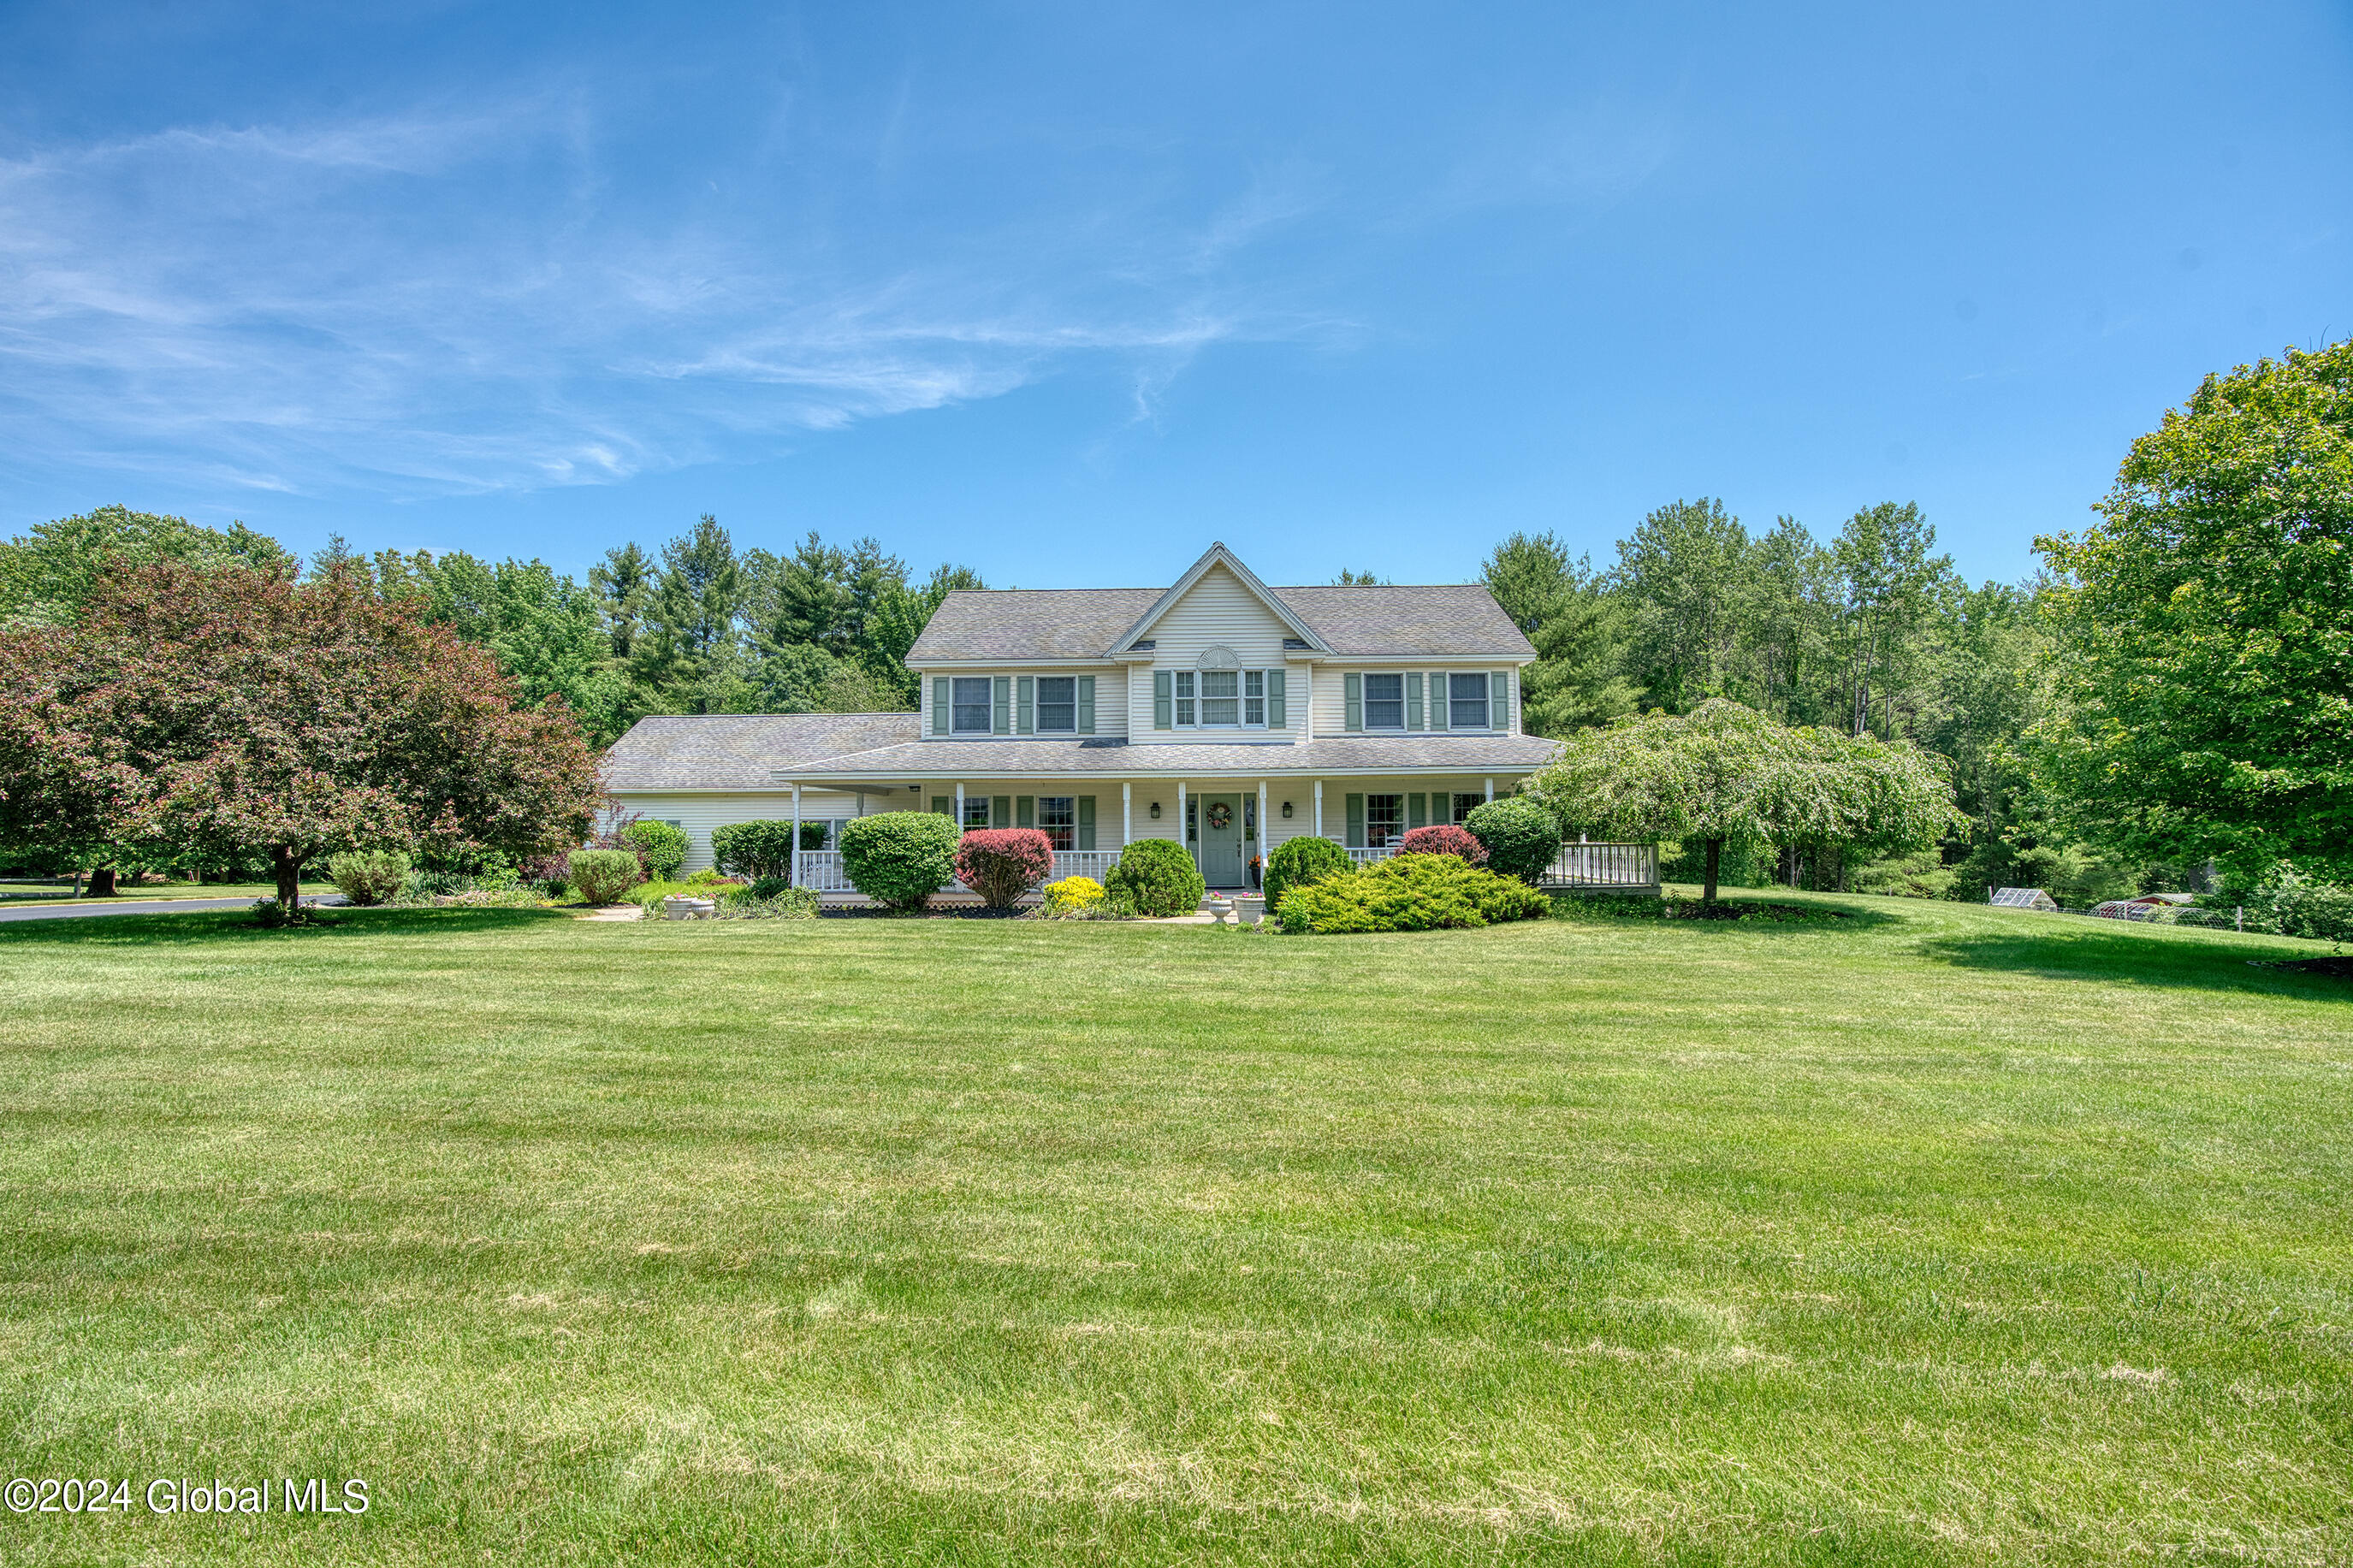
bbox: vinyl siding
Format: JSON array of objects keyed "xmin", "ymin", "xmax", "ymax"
[
  {"xmin": 607, "ymin": 790, "xmax": 875, "ymax": 873},
  {"xmin": 1129, "ymin": 564, "xmax": 1302, "ymax": 743},
  {"xmin": 1312, "ymin": 665, "xmax": 1521, "ymax": 735}
]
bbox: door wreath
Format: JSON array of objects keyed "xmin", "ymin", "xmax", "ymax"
[{"xmin": 1204, "ymin": 801, "xmax": 1233, "ymax": 831}]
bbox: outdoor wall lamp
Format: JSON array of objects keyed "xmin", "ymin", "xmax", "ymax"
[
  {"xmin": 1149, "ymin": 802, "xmax": 1162, "ymax": 819},
  {"xmin": 1281, "ymin": 801, "xmax": 1293, "ymax": 818}
]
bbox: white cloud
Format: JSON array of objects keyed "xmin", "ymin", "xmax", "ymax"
[{"xmin": 0, "ymin": 95, "xmax": 1318, "ymax": 499}]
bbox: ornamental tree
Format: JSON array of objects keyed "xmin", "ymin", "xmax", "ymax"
[
  {"xmin": 1535, "ymin": 699, "xmax": 1959, "ymax": 902},
  {"xmin": 0, "ymin": 559, "xmax": 601, "ymax": 913},
  {"xmin": 2034, "ymin": 340, "xmax": 2353, "ymax": 881}
]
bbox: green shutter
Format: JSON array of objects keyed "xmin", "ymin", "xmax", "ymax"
[
  {"xmin": 1076, "ymin": 675, "xmax": 1095, "ymax": 734},
  {"xmin": 1492, "ymin": 671, "xmax": 1509, "ymax": 731},
  {"xmin": 1408, "ymin": 792, "xmax": 1427, "ymax": 831},
  {"xmin": 1153, "ymin": 671, "xmax": 1172, "ymax": 730},
  {"xmin": 1343, "ymin": 672, "xmax": 1363, "ymax": 732},
  {"xmin": 930, "ymin": 796, "xmax": 952, "ymax": 817},
  {"xmin": 1266, "ymin": 669, "xmax": 1286, "ymax": 729},
  {"xmin": 992, "ymin": 677, "xmax": 1011, "ymax": 735},
  {"xmin": 1429, "ymin": 672, "xmax": 1449, "ymax": 731},
  {"xmin": 1345, "ymin": 793, "xmax": 1366, "ymax": 849},
  {"xmin": 1016, "ymin": 676, "xmax": 1034, "ymax": 735},
  {"xmin": 1016, "ymin": 796, "xmax": 1034, "ymax": 828},
  {"xmin": 992, "ymin": 795, "xmax": 1011, "ymax": 827},
  {"xmin": 1407, "ymin": 672, "xmax": 1423, "ymax": 731},
  {"xmin": 932, "ymin": 677, "xmax": 949, "ymax": 735},
  {"xmin": 1076, "ymin": 796, "xmax": 1096, "ymax": 850}
]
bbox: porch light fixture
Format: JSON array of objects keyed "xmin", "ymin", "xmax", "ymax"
[
  {"xmin": 1281, "ymin": 801, "xmax": 1293, "ymax": 819},
  {"xmin": 1149, "ymin": 802, "xmax": 1162, "ymax": 819}
]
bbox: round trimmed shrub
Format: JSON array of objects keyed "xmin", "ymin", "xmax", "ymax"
[
  {"xmin": 1398, "ymin": 824, "xmax": 1486, "ymax": 864},
  {"xmin": 1262, "ymin": 835, "xmax": 1349, "ymax": 913},
  {"xmin": 1464, "ymin": 796, "xmax": 1560, "ymax": 885},
  {"xmin": 623, "ymin": 820, "xmax": 690, "ymax": 879},
  {"xmin": 328, "ymin": 849, "xmax": 412, "ymax": 906},
  {"xmin": 955, "ymin": 827, "xmax": 1055, "ymax": 908},
  {"xmin": 567, "ymin": 848, "xmax": 645, "ymax": 904},
  {"xmin": 711, "ymin": 820, "xmax": 797, "ymax": 881},
  {"xmin": 839, "ymin": 812, "xmax": 961, "ymax": 909},
  {"xmin": 1105, "ymin": 837, "xmax": 1205, "ymax": 917}
]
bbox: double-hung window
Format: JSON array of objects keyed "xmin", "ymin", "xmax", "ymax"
[
  {"xmin": 1366, "ymin": 793, "xmax": 1405, "ymax": 846},
  {"xmin": 962, "ymin": 796, "xmax": 993, "ymax": 830},
  {"xmin": 1172, "ymin": 671, "xmax": 1196, "ymax": 726},
  {"xmin": 1037, "ymin": 796, "xmax": 1076, "ymax": 851},
  {"xmin": 1448, "ymin": 672, "xmax": 1490, "ymax": 730},
  {"xmin": 1364, "ymin": 672, "xmax": 1405, "ymax": 730},
  {"xmin": 951, "ymin": 677, "xmax": 993, "ymax": 733},
  {"xmin": 1244, "ymin": 670, "xmax": 1265, "ymax": 725},
  {"xmin": 1200, "ymin": 670, "xmax": 1240, "ymax": 726},
  {"xmin": 1035, "ymin": 676, "xmax": 1076, "ymax": 733}
]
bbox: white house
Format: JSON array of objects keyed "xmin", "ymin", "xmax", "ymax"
[{"xmin": 602, "ymin": 542, "xmax": 1629, "ymax": 892}]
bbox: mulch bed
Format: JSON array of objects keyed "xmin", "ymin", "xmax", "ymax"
[
  {"xmin": 818, "ymin": 905, "xmax": 1029, "ymax": 920},
  {"xmin": 2249, "ymin": 956, "xmax": 2353, "ymax": 978}
]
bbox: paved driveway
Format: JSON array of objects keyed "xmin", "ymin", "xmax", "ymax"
[{"xmin": 0, "ymin": 895, "xmax": 345, "ymax": 923}]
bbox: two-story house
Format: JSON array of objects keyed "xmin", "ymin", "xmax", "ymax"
[{"xmin": 602, "ymin": 542, "xmax": 1563, "ymax": 890}]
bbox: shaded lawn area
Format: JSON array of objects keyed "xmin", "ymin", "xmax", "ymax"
[{"xmin": 0, "ymin": 896, "xmax": 2346, "ymax": 1565}]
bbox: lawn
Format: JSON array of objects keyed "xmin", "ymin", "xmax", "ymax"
[
  {"xmin": 0, "ymin": 894, "xmax": 2346, "ymax": 1565},
  {"xmin": 0, "ymin": 880, "xmax": 326, "ymax": 906}
]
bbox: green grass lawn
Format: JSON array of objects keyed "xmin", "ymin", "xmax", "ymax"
[
  {"xmin": 0, "ymin": 880, "xmax": 323, "ymax": 906},
  {"xmin": 0, "ymin": 894, "xmax": 2346, "ymax": 1565}
]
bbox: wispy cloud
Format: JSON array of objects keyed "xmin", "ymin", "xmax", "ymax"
[{"xmin": 0, "ymin": 93, "xmax": 1319, "ymax": 499}]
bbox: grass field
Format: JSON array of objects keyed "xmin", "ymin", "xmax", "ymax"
[
  {"xmin": 0, "ymin": 893, "xmax": 2346, "ymax": 1565},
  {"xmin": 0, "ymin": 880, "xmax": 324, "ymax": 906}
]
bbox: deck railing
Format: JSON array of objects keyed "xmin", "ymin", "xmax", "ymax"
[{"xmin": 1541, "ymin": 842, "xmax": 1657, "ymax": 890}]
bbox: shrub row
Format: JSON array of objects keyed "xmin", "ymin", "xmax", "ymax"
[{"xmin": 1275, "ymin": 853, "xmax": 1550, "ymax": 934}]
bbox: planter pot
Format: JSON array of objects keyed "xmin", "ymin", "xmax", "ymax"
[{"xmin": 661, "ymin": 896, "xmax": 717, "ymax": 921}]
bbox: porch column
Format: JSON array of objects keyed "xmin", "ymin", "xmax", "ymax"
[
  {"xmin": 791, "ymin": 782, "xmax": 803, "ymax": 887},
  {"xmin": 1313, "ymin": 779, "xmax": 1324, "ymax": 837},
  {"xmin": 1257, "ymin": 780, "xmax": 1268, "ymax": 875},
  {"xmin": 1122, "ymin": 781, "xmax": 1132, "ymax": 846},
  {"xmin": 1484, "ymin": 777, "xmax": 1495, "ymax": 802},
  {"xmin": 954, "ymin": 781, "xmax": 964, "ymax": 830},
  {"xmin": 1176, "ymin": 781, "xmax": 1187, "ymax": 863}
]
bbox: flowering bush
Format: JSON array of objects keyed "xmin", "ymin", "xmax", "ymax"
[
  {"xmin": 1397, "ymin": 824, "xmax": 1486, "ymax": 864},
  {"xmin": 955, "ymin": 827, "xmax": 1056, "ymax": 908},
  {"xmin": 1276, "ymin": 852, "xmax": 1549, "ymax": 934},
  {"xmin": 1042, "ymin": 875, "xmax": 1105, "ymax": 914}
]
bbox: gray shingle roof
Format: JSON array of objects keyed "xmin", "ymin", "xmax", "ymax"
[
  {"xmin": 908, "ymin": 583, "xmax": 1535, "ymax": 661},
  {"xmin": 601, "ymin": 713, "xmax": 920, "ymax": 791}
]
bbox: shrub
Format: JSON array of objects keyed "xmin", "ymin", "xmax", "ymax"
[
  {"xmin": 1398, "ymin": 824, "xmax": 1486, "ymax": 864},
  {"xmin": 684, "ymin": 867, "xmax": 744, "ymax": 889},
  {"xmin": 1105, "ymin": 837, "xmax": 1205, "ymax": 917},
  {"xmin": 711, "ymin": 820, "xmax": 797, "ymax": 881},
  {"xmin": 747, "ymin": 875, "xmax": 794, "ymax": 900},
  {"xmin": 329, "ymin": 849, "xmax": 411, "ymax": 906},
  {"xmin": 954, "ymin": 828, "xmax": 1056, "ymax": 908},
  {"xmin": 1276, "ymin": 852, "xmax": 1550, "ymax": 934},
  {"xmin": 1465, "ymin": 796, "xmax": 1561, "ymax": 885},
  {"xmin": 623, "ymin": 820, "xmax": 690, "ymax": 880},
  {"xmin": 1262, "ymin": 836, "xmax": 1350, "ymax": 913},
  {"xmin": 1041, "ymin": 875, "xmax": 1105, "ymax": 915},
  {"xmin": 626, "ymin": 879, "xmax": 701, "ymax": 909},
  {"xmin": 515, "ymin": 849, "xmax": 572, "ymax": 896},
  {"xmin": 567, "ymin": 849, "xmax": 644, "ymax": 904},
  {"xmin": 839, "ymin": 812, "xmax": 962, "ymax": 909},
  {"xmin": 1852, "ymin": 848, "xmax": 1958, "ymax": 900},
  {"xmin": 2196, "ymin": 867, "xmax": 2353, "ymax": 945}
]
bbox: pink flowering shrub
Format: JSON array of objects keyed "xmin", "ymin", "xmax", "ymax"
[
  {"xmin": 1398, "ymin": 824, "xmax": 1487, "ymax": 864},
  {"xmin": 954, "ymin": 828, "xmax": 1056, "ymax": 908}
]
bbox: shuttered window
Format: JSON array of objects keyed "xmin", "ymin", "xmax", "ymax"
[
  {"xmin": 1366, "ymin": 794, "xmax": 1404, "ymax": 847},
  {"xmin": 1036, "ymin": 676, "xmax": 1076, "ymax": 732},
  {"xmin": 1173, "ymin": 671, "xmax": 1196, "ymax": 727},
  {"xmin": 1364, "ymin": 673, "xmax": 1404, "ymax": 730},
  {"xmin": 1447, "ymin": 672, "xmax": 1488, "ymax": 730},
  {"xmin": 1037, "ymin": 796, "xmax": 1076, "ymax": 850},
  {"xmin": 951, "ymin": 677, "xmax": 992, "ymax": 733}
]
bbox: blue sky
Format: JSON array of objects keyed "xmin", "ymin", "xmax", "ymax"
[{"xmin": 2, "ymin": 3, "xmax": 2347, "ymax": 589}]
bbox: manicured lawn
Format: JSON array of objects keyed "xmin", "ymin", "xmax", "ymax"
[
  {"xmin": 0, "ymin": 880, "xmax": 324, "ymax": 906},
  {"xmin": 0, "ymin": 895, "xmax": 2346, "ymax": 1565}
]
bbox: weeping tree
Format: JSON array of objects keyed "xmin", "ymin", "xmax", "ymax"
[{"xmin": 1534, "ymin": 699, "xmax": 1959, "ymax": 902}]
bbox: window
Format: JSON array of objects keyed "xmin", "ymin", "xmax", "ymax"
[
  {"xmin": 1367, "ymin": 793, "xmax": 1404, "ymax": 846},
  {"xmin": 951, "ymin": 677, "xmax": 992, "ymax": 733},
  {"xmin": 1449, "ymin": 672, "xmax": 1490, "ymax": 730},
  {"xmin": 1365, "ymin": 672, "xmax": 1405, "ymax": 729},
  {"xmin": 1035, "ymin": 676, "xmax": 1076, "ymax": 733},
  {"xmin": 1453, "ymin": 792, "xmax": 1481, "ymax": 825},
  {"xmin": 1244, "ymin": 670, "xmax": 1265, "ymax": 725},
  {"xmin": 1200, "ymin": 670, "xmax": 1240, "ymax": 725},
  {"xmin": 1173, "ymin": 671, "xmax": 1196, "ymax": 726},
  {"xmin": 1038, "ymin": 796, "xmax": 1076, "ymax": 851},
  {"xmin": 962, "ymin": 796, "xmax": 992, "ymax": 829}
]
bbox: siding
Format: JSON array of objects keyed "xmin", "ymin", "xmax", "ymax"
[
  {"xmin": 1128, "ymin": 563, "xmax": 1303, "ymax": 743},
  {"xmin": 609, "ymin": 790, "xmax": 875, "ymax": 873},
  {"xmin": 915, "ymin": 666, "xmax": 1129, "ymax": 739},
  {"xmin": 1310, "ymin": 665, "xmax": 1521, "ymax": 736}
]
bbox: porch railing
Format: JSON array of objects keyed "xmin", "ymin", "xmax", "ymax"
[{"xmin": 791, "ymin": 846, "xmax": 1127, "ymax": 896}]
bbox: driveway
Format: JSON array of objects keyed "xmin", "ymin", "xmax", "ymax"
[{"xmin": 0, "ymin": 895, "xmax": 346, "ymax": 923}]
